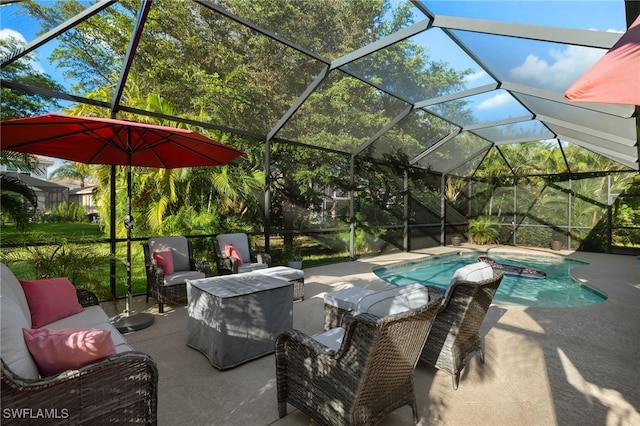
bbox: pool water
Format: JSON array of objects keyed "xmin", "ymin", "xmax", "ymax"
[{"xmin": 373, "ymin": 251, "xmax": 607, "ymax": 308}]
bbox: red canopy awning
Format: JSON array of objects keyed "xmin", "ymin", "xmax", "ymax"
[
  {"xmin": 1, "ymin": 114, "xmax": 244, "ymax": 327},
  {"xmin": 564, "ymin": 15, "xmax": 640, "ymax": 106},
  {"xmin": 1, "ymin": 114, "xmax": 243, "ymax": 168}
]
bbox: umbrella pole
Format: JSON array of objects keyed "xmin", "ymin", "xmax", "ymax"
[
  {"xmin": 111, "ymin": 151, "xmax": 154, "ymax": 332},
  {"xmin": 126, "ymin": 161, "xmax": 133, "ymax": 314}
]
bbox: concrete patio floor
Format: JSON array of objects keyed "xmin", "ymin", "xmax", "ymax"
[{"xmin": 106, "ymin": 245, "xmax": 640, "ymax": 425}]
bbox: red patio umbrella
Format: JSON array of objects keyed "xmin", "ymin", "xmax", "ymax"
[
  {"xmin": 564, "ymin": 14, "xmax": 640, "ymax": 105},
  {"xmin": 1, "ymin": 113, "xmax": 244, "ymax": 331}
]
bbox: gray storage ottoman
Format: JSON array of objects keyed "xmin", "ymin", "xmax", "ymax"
[{"xmin": 186, "ymin": 274, "xmax": 293, "ymax": 370}]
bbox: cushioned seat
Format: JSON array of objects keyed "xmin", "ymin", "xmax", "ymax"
[
  {"xmin": 0, "ymin": 263, "xmax": 158, "ymax": 424},
  {"xmin": 213, "ymin": 233, "xmax": 271, "ymax": 274},
  {"xmin": 323, "ymin": 284, "xmax": 442, "ymax": 330},
  {"xmin": 45, "ymin": 306, "xmax": 132, "ymax": 353},
  {"xmin": 354, "ymin": 283, "xmax": 431, "ymax": 316},
  {"xmin": 143, "ymin": 236, "xmax": 210, "ymax": 313},
  {"xmin": 250, "ymin": 266, "xmax": 305, "ymax": 301},
  {"xmin": 276, "ymin": 286, "xmax": 441, "ymax": 425},
  {"xmin": 420, "ymin": 262, "xmax": 504, "ymax": 389},
  {"xmin": 324, "ymin": 286, "xmax": 375, "ymax": 311},
  {"xmin": 316, "ymin": 283, "xmax": 434, "ymax": 348}
]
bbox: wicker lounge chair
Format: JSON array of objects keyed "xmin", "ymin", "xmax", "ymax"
[
  {"xmin": 420, "ymin": 262, "xmax": 504, "ymax": 389},
  {"xmin": 275, "ymin": 290, "xmax": 441, "ymax": 426},
  {"xmin": 213, "ymin": 233, "xmax": 271, "ymax": 274},
  {"xmin": 143, "ymin": 236, "xmax": 210, "ymax": 313}
]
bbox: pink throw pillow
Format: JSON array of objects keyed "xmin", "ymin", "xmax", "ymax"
[
  {"xmin": 153, "ymin": 248, "xmax": 175, "ymax": 275},
  {"xmin": 225, "ymin": 244, "xmax": 243, "ymax": 266},
  {"xmin": 19, "ymin": 278, "xmax": 84, "ymax": 328},
  {"xmin": 23, "ymin": 327, "xmax": 116, "ymax": 377}
]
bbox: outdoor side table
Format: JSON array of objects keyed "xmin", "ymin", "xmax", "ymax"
[{"xmin": 186, "ymin": 274, "xmax": 293, "ymax": 370}]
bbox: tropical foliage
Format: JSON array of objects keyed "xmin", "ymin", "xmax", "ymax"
[
  {"xmin": 0, "ymin": 152, "xmax": 39, "ymax": 231},
  {"xmin": 49, "ymin": 161, "xmax": 95, "ymax": 188},
  {"xmin": 2, "ymin": 0, "xmax": 638, "ymax": 257},
  {"xmin": 12, "ymin": 0, "xmax": 470, "ymax": 247},
  {"xmin": 2, "ymin": 242, "xmax": 115, "ymax": 301},
  {"xmin": 0, "ymin": 36, "xmax": 61, "ymax": 120},
  {"xmin": 0, "ymin": 35, "xmax": 62, "ymax": 231},
  {"xmin": 468, "ymin": 218, "xmax": 499, "ymax": 245}
]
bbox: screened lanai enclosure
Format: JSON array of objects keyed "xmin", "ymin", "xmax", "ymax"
[{"xmin": 1, "ymin": 0, "xmax": 639, "ymax": 263}]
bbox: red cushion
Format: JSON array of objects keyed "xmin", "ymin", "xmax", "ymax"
[
  {"xmin": 225, "ymin": 244, "xmax": 243, "ymax": 266},
  {"xmin": 153, "ymin": 248, "xmax": 175, "ymax": 275},
  {"xmin": 19, "ymin": 278, "xmax": 84, "ymax": 328},
  {"xmin": 23, "ymin": 327, "xmax": 116, "ymax": 377}
]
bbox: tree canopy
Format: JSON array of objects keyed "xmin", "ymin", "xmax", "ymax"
[{"xmin": 4, "ymin": 0, "xmax": 636, "ymax": 252}]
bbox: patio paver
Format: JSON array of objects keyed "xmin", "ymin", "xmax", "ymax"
[{"xmin": 106, "ymin": 246, "xmax": 640, "ymax": 425}]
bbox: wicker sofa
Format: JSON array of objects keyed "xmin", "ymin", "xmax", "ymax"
[{"xmin": 0, "ymin": 263, "xmax": 158, "ymax": 425}]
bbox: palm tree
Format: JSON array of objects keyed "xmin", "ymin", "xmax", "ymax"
[
  {"xmin": 49, "ymin": 161, "xmax": 96, "ymax": 187},
  {"xmin": 1, "ymin": 151, "xmax": 38, "ymax": 230},
  {"xmin": 64, "ymin": 79, "xmax": 262, "ymax": 236}
]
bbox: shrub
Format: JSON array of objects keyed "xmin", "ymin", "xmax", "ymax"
[
  {"xmin": 469, "ymin": 218, "xmax": 499, "ymax": 244},
  {"xmin": 3, "ymin": 242, "xmax": 116, "ymax": 301},
  {"xmin": 515, "ymin": 226, "xmax": 552, "ymax": 247}
]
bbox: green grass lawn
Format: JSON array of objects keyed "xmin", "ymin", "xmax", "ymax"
[
  {"xmin": 1, "ymin": 222, "xmax": 353, "ymax": 302},
  {"xmin": 1, "ymin": 222, "xmax": 104, "ymax": 244},
  {"xmin": 1, "ymin": 222, "xmax": 147, "ymax": 301}
]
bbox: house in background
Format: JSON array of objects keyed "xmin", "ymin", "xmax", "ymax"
[
  {"xmin": 2, "ymin": 156, "xmax": 97, "ymax": 218},
  {"xmin": 1, "ymin": 155, "xmax": 69, "ymax": 214},
  {"xmin": 1, "ymin": 171, "xmax": 69, "ymax": 212},
  {"xmin": 0, "ymin": 155, "xmax": 54, "ymax": 180},
  {"xmin": 69, "ymin": 185, "xmax": 99, "ymax": 220},
  {"xmin": 49, "ymin": 176, "xmax": 99, "ymax": 218}
]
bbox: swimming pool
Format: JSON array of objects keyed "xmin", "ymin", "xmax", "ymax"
[{"xmin": 373, "ymin": 251, "xmax": 607, "ymax": 308}]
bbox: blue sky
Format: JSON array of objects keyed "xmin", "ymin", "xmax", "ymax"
[
  {"xmin": 2, "ymin": 0, "xmax": 626, "ymax": 88},
  {"xmin": 1, "ymin": 2, "xmax": 84, "ymax": 99},
  {"xmin": 411, "ymin": 1, "xmax": 626, "ymax": 122},
  {"xmin": 418, "ymin": 1, "xmax": 625, "ymax": 31},
  {"xmin": 0, "ymin": 1, "xmax": 629, "ymax": 170}
]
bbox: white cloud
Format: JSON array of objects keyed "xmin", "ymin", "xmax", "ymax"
[
  {"xmin": 584, "ymin": 28, "xmax": 624, "ymax": 34},
  {"xmin": 477, "ymin": 92, "xmax": 513, "ymax": 110},
  {"xmin": 509, "ymin": 45, "xmax": 604, "ymax": 91},
  {"xmin": 465, "ymin": 70, "xmax": 487, "ymax": 84},
  {"xmin": 0, "ymin": 28, "xmax": 27, "ymax": 44},
  {"xmin": 0, "ymin": 28, "xmax": 45, "ymax": 73}
]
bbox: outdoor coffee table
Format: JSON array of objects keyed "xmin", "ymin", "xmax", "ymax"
[{"xmin": 186, "ymin": 274, "xmax": 293, "ymax": 370}]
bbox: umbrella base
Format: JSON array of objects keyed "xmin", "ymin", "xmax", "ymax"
[{"xmin": 111, "ymin": 311, "xmax": 155, "ymax": 333}]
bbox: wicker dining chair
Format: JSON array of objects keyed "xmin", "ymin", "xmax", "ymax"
[
  {"xmin": 275, "ymin": 296, "xmax": 441, "ymax": 426},
  {"xmin": 143, "ymin": 236, "xmax": 210, "ymax": 313},
  {"xmin": 213, "ymin": 233, "xmax": 271, "ymax": 274},
  {"xmin": 420, "ymin": 263, "xmax": 504, "ymax": 390}
]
